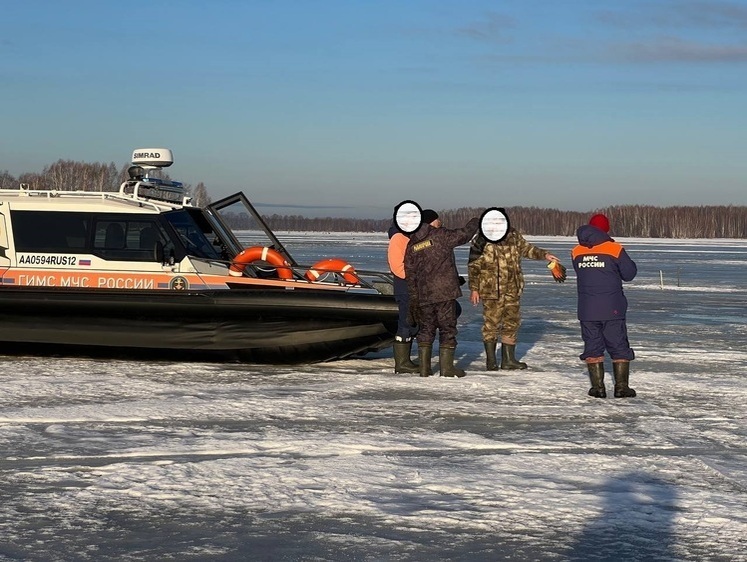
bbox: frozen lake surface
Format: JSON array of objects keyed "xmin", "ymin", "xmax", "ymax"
[{"xmin": 1, "ymin": 235, "xmax": 746, "ymax": 561}]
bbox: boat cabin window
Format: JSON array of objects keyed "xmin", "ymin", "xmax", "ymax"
[
  {"xmin": 163, "ymin": 209, "xmax": 227, "ymax": 261},
  {"xmin": 0, "ymin": 214, "xmax": 8, "ymax": 251},
  {"xmin": 92, "ymin": 219, "xmax": 172, "ymax": 261},
  {"xmin": 11, "ymin": 211, "xmax": 89, "ymax": 252},
  {"xmin": 10, "ymin": 210, "xmax": 173, "ymax": 262}
]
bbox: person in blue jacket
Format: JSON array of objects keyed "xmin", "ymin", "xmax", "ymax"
[{"xmin": 571, "ymin": 213, "xmax": 638, "ymax": 398}]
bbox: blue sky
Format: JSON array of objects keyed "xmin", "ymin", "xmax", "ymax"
[{"xmin": 2, "ymin": 0, "xmax": 746, "ymax": 218}]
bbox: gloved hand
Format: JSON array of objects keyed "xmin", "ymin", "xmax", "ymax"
[
  {"xmin": 458, "ymin": 275, "xmax": 466, "ymax": 286},
  {"xmin": 547, "ymin": 260, "xmax": 567, "ymax": 283}
]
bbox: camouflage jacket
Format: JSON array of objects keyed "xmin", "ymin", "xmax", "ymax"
[{"xmin": 467, "ymin": 229, "xmax": 547, "ymax": 299}]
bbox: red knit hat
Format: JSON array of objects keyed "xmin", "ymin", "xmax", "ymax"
[{"xmin": 589, "ymin": 213, "xmax": 610, "ymax": 233}]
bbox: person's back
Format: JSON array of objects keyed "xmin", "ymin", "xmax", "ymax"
[
  {"xmin": 572, "ymin": 223, "xmax": 637, "ymax": 322},
  {"xmin": 405, "ymin": 215, "xmax": 479, "ymax": 378},
  {"xmin": 571, "ymin": 213, "xmax": 638, "ymax": 399},
  {"xmin": 406, "ymin": 219, "xmax": 477, "ymax": 305}
]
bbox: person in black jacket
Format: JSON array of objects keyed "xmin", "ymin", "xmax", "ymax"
[
  {"xmin": 571, "ymin": 213, "xmax": 638, "ymax": 398},
  {"xmin": 405, "ymin": 211, "xmax": 479, "ymax": 378}
]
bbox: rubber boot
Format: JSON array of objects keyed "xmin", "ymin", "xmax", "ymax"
[
  {"xmin": 500, "ymin": 343, "xmax": 527, "ymax": 370},
  {"xmin": 418, "ymin": 344, "xmax": 433, "ymax": 377},
  {"xmin": 586, "ymin": 362, "xmax": 607, "ymax": 398},
  {"xmin": 393, "ymin": 340, "xmax": 419, "ymax": 374},
  {"xmin": 484, "ymin": 340, "xmax": 499, "ymax": 371},
  {"xmin": 613, "ymin": 361, "xmax": 636, "ymax": 397},
  {"xmin": 439, "ymin": 346, "xmax": 466, "ymax": 378}
]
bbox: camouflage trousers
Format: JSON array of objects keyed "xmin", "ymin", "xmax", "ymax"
[
  {"xmin": 417, "ymin": 300, "xmax": 459, "ymax": 348},
  {"xmin": 481, "ymin": 294, "xmax": 521, "ymax": 343}
]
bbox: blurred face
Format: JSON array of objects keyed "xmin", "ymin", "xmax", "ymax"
[{"xmin": 430, "ymin": 218, "xmax": 442, "ymax": 228}]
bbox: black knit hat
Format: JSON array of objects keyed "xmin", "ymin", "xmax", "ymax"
[{"xmin": 422, "ymin": 209, "xmax": 439, "ymax": 224}]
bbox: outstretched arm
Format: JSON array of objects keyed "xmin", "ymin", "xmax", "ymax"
[{"xmin": 618, "ymin": 249, "xmax": 637, "ymax": 282}]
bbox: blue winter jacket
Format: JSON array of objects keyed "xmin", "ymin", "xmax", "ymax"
[{"xmin": 571, "ymin": 225, "xmax": 637, "ymax": 321}]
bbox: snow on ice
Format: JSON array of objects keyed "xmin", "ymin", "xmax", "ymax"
[{"xmin": 1, "ymin": 236, "xmax": 746, "ymax": 561}]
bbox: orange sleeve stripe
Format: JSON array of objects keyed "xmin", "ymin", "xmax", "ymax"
[{"xmin": 572, "ymin": 241, "xmax": 623, "ymax": 259}]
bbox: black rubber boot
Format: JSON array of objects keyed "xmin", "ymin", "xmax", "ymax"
[
  {"xmin": 484, "ymin": 340, "xmax": 499, "ymax": 371},
  {"xmin": 439, "ymin": 346, "xmax": 466, "ymax": 378},
  {"xmin": 500, "ymin": 343, "xmax": 527, "ymax": 370},
  {"xmin": 613, "ymin": 361, "xmax": 636, "ymax": 397},
  {"xmin": 586, "ymin": 362, "xmax": 607, "ymax": 398},
  {"xmin": 393, "ymin": 340, "xmax": 419, "ymax": 374},
  {"xmin": 418, "ymin": 344, "xmax": 433, "ymax": 377}
]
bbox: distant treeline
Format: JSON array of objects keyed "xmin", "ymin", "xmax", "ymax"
[
  {"xmin": 0, "ymin": 159, "xmax": 211, "ymax": 207},
  {"xmin": 264, "ymin": 205, "xmax": 747, "ymax": 239},
  {"xmin": 2, "ymin": 160, "xmax": 745, "ymax": 238}
]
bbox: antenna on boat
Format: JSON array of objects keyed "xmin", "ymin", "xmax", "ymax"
[
  {"xmin": 123, "ymin": 148, "xmax": 189, "ymax": 205},
  {"xmin": 130, "ymin": 148, "xmax": 174, "ymax": 179}
]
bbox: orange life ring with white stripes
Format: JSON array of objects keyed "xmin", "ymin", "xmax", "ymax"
[
  {"xmin": 304, "ymin": 258, "xmax": 360, "ymax": 285},
  {"xmin": 229, "ymin": 246, "xmax": 293, "ymax": 279}
]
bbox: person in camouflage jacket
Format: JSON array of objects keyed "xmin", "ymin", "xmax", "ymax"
[{"xmin": 468, "ymin": 227, "xmax": 558, "ymax": 370}]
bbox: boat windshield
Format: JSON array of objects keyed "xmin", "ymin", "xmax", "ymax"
[
  {"xmin": 205, "ymin": 192, "xmax": 297, "ymax": 266},
  {"xmin": 163, "ymin": 209, "xmax": 228, "ymax": 261}
]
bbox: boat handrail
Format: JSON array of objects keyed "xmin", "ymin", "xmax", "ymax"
[{"xmin": 0, "ymin": 186, "xmax": 179, "ymax": 212}]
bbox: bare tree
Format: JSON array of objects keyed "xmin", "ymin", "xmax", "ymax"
[
  {"xmin": 18, "ymin": 172, "xmax": 48, "ymax": 190},
  {"xmin": 190, "ymin": 182, "xmax": 211, "ymax": 207},
  {"xmin": 0, "ymin": 170, "xmax": 16, "ymax": 189}
]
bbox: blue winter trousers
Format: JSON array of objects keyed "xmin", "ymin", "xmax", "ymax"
[{"xmin": 579, "ymin": 319, "xmax": 635, "ymax": 361}]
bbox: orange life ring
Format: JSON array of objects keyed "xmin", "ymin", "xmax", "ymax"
[
  {"xmin": 304, "ymin": 258, "xmax": 360, "ymax": 285},
  {"xmin": 229, "ymin": 246, "xmax": 293, "ymax": 279}
]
